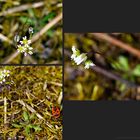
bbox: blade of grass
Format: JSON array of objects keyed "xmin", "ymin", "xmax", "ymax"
[{"xmin": 0, "ymin": 2, "xmax": 44, "ymax": 16}]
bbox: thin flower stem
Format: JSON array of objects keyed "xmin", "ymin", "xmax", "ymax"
[
  {"xmin": 4, "ymin": 97, "xmax": 7, "ymax": 124},
  {"xmin": 91, "ymin": 65, "xmax": 140, "ymax": 88},
  {"xmin": 65, "ymin": 48, "xmax": 140, "ymax": 88}
]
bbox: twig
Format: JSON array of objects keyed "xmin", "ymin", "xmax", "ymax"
[
  {"xmin": 91, "ymin": 33, "xmax": 140, "ymax": 59},
  {"xmin": 0, "ymin": 34, "xmax": 13, "ymax": 45},
  {"xmin": 47, "ymin": 81, "xmax": 62, "ymax": 87},
  {"xmin": 91, "ymin": 65, "xmax": 140, "ymax": 88},
  {"xmin": 4, "ymin": 97, "xmax": 7, "ymax": 124},
  {"xmin": 17, "ymin": 99, "xmax": 44, "ymax": 120},
  {"xmin": 17, "ymin": 99, "xmax": 54, "ymax": 129},
  {"xmin": 0, "ymin": 2, "xmax": 44, "ymax": 16},
  {"xmin": 57, "ymin": 91, "xmax": 63, "ymax": 104},
  {"xmin": 2, "ymin": 51, "xmax": 19, "ymax": 64},
  {"xmin": 31, "ymin": 12, "xmax": 62, "ymax": 43}
]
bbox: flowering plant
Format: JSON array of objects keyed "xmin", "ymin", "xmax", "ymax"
[
  {"xmin": 15, "ymin": 27, "xmax": 34, "ymax": 56},
  {"xmin": 71, "ymin": 46, "xmax": 95, "ymax": 69},
  {"xmin": 0, "ymin": 70, "xmax": 10, "ymax": 84}
]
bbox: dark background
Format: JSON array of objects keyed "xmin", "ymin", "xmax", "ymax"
[
  {"xmin": 64, "ymin": 0, "xmax": 140, "ymax": 32},
  {"xmin": 63, "ymin": 101, "xmax": 140, "ymax": 140}
]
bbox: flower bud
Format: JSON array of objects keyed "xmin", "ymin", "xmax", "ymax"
[{"xmin": 28, "ymin": 27, "xmax": 33, "ymax": 34}]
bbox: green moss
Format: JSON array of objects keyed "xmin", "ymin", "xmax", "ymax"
[{"xmin": 0, "ymin": 66, "xmax": 62, "ymax": 139}]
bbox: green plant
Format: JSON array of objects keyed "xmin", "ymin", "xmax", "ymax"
[
  {"xmin": 12, "ymin": 111, "xmax": 42, "ymax": 137},
  {"xmin": 112, "ymin": 55, "xmax": 140, "ymax": 77},
  {"xmin": 71, "ymin": 46, "xmax": 95, "ymax": 69},
  {"xmin": 111, "ymin": 55, "xmax": 140, "ymax": 91}
]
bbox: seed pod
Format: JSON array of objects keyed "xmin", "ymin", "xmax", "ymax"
[
  {"xmin": 14, "ymin": 34, "xmax": 20, "ymax": 42},
  {"xmin": 28, "ymin": 27, "xmax": 33, "ymax": 34}
]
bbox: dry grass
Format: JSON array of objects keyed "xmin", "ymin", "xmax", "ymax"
[{"xmin": 0, "ymin": 66, "xmax": 62, "ymax": 139}]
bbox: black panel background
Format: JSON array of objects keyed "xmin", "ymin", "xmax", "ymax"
[
  {"xmin": 63, "ymin": 101, "xmax": 140, "ymax": 140},
  {"xmin": 64, "ymin": 0, "xmax": 140, "ymax": 32}
]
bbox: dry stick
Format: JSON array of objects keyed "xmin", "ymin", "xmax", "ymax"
[
  {"xmin": 2, "ymin": 51, "xmax": 20, "ymax": 64},
  {"xmin": 0, "ymin": 34, "xmax": 13, "ymax": 45},
  {"xmin": 17, "ymin": 100, "xmax": 44, "ymax": 120},
  {"xmin": 91, "ymin": 33, "xmax": 140, "ymax": 59},
  {"xmin": 0, "ymin": 2, "xmax": 44, "ymax": 16},
  {"xmin": 4, "ymin": 97, "xmax": 7, "ymax": 124},
  {"xmin": 17, "ymin": 100, "xmax": 54, "ymax": 129},
  {"xmin": 57, "ymin": 91, "xmax": 63, "ymax": 104},
  {"xmin": 47, "ymin": 81, "xmax": 62, "ymax": 87},
  {"xmin": 2, "ymin": 13, "xmax": 62, "ymax": 64},
  {"xmin": 91, "ymin": 65, "xmax": 140, "ymax": 88}
]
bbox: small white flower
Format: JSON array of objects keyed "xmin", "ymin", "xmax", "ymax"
[
  {"xmin": 71, "ymin": 46, "xmax": 96, "ymax": 69},
  {"xmin": 74, "ymin": 53, "xmax": 87, "ymax": 65},
  {"xmin": 71, "ymin": 46, "xmax": 80, "ymax": 60},
  {"xmin": 85, "ymin": 60, "xmax": 95, "ymax": 69},
  {"xmin": 71, "ymin": 54, "xmax": 76, "ymax": 60},
  {"xmin": 72, "ymin": 46, "xmax": 77, "ymax": 53},
  {"xmin": 17, "ymin": 37, "xmax": 33, "ymax": 56},
  {"xmin": 17, "ymin": 44, "xmax": 27, "ymax": 53},
  {"xmin": 0, "ymin": 69, "xmax": 10, "ymax": 84},
  {"xmin": 20, "ymin": 36, "xmax": 31, "ymax": 45}
]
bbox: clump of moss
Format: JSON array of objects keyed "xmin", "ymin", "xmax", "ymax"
[{"xmin": 0, "ymin": 66, "xmax": 62, "ymax": 139}]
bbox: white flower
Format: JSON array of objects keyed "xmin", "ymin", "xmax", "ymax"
[
  {"xmin": 72, "ymin": 46, "xmax": 77, "ymax": 53},
  {"xmin": 71, "ymin": 54, "xmax": 76, "ymax": 60},
  {"xmin": 17, "ymin": 44, "xmax": 27, "ymax": 53},
  {"xmin": 0, "ymin": 69, "xmax": 10, "ymax": 84},
  {"xmin": 3, "ymin": 70, "xmax": 10, "ymax": 77},
  {"xmin": 17, "ymin": 37, "xmax": 33, "ymax": 56},
  {"xmin": 74, "ymin": 53, "xmax": 87, "ymax": 65},
  {"xmin": 71, "ymin": 46, "xmax": 80, "ymax": 60},
  {"xmin": 71, "ymin": 46, "xmax": 95, "ymax": 69},
  {"xmin": 85, "ymin": 60, "xmax": 95, "ymax": 69},
  {"xmin": 20, "ymin": 36, "xmax": 31, "ymax": 46}
]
